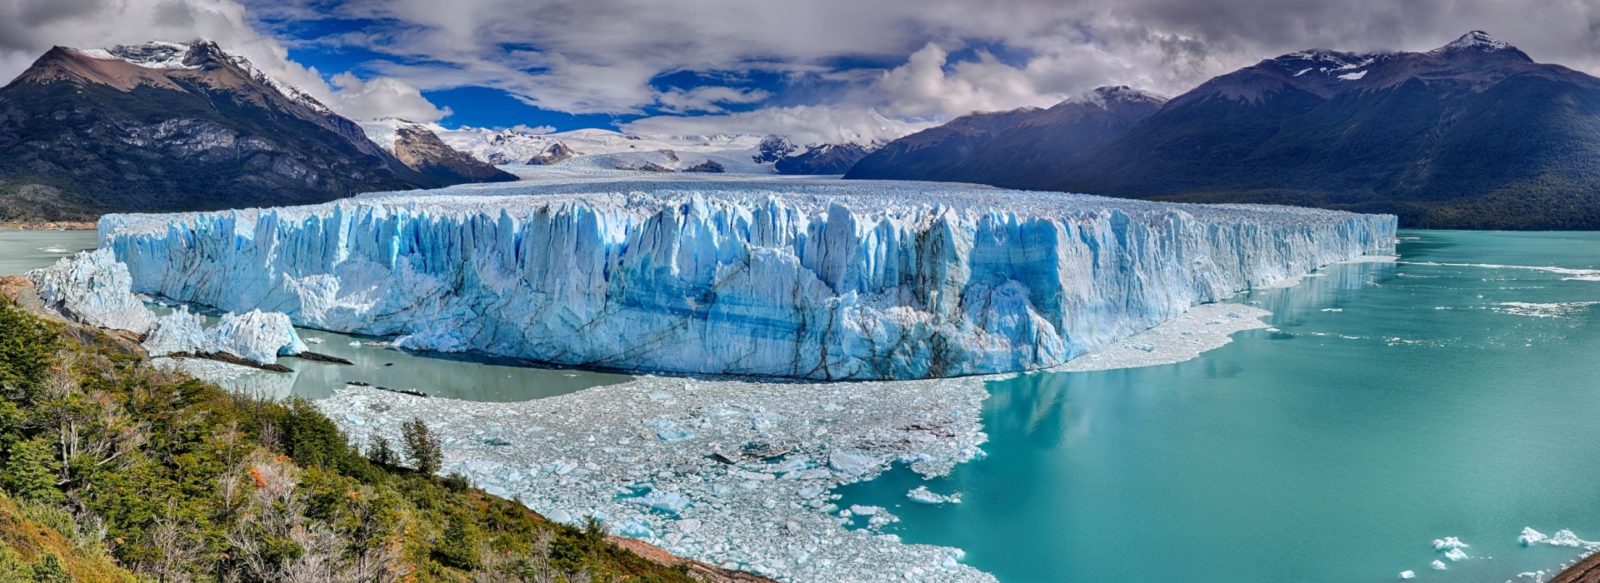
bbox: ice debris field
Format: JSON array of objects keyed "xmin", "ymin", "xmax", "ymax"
[{"xmin": 99, "ymin": 177, "xmax": 1396, "ymax": 381}]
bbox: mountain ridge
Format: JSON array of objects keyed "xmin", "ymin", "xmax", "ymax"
[
  {"xmin": 0, "ymin": 40, "xmax": 509, "ymax": 221},
  {"xmin": 847, "ymin": 31, "xmax": 1600, "ymax": 229}
]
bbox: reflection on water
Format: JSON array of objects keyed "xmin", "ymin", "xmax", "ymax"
[
  {"xmin": 147, "ymin": 304, "xmax": 633, "ymax": 402},
  {"xmin": 837, "ymin": 230, "xmax": 1600, "ymax": 583}
]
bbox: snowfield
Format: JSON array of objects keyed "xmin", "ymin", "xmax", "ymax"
[{"xmin": 100, "ymin": 176, "xmax": 1396, "ymax": 380}]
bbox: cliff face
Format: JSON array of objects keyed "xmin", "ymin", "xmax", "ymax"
[{"xmin": 101, "ymin": 178, "xmax": 1395, "ymax": 380}]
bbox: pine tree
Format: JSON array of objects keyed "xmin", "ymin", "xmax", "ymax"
[
  {"xmin": 1, "ymin": 437, "xmax": 63, "ymax": 504},
  {"xmin": 400, "ymin": 418, "xmax": 441, "ymax": 476}
]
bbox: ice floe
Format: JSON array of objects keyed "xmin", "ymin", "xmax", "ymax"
[
  {"xmin": 1050, "ymin": 303, "xmax": 1270, "ymax": 373},
  {"xmin": 316, "ymin": 372, "xmax": 994, "ymax": 582},
  {"xmin": 906, "ymin": 486, "xmax": 961, "ymax": 505}
]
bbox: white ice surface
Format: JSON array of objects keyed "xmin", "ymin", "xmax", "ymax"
[
  {"xmin": 102, "ymin": 177, "xmax": 1395, "ymax": 380},
  {"xmin": 27, "ymin": 249, "xmax": 156, "ymax": 334}
]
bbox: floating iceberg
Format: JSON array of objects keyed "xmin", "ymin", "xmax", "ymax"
[
  {"xmin": 143, "ymin": 306, "xmax": 210, "ymax": 356},
  {"xmin": 906, "ymin": 485, "xmax": 961, "ymax": 505},
  {"xmin": 27, "ymin": 249, "xmax": 156, "ymax": 334},
  {"xmin": 143, "ymin": 308, "xmax": 304, "ymax": 365},
  {"xmin": 101, "ymin": 178, "xmax": 1395, "ymax": 380},
  {"xmin": 205, "ymin": 310, "xmax": 307, "ymax": 365}
]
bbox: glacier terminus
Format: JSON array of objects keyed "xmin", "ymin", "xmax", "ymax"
[{"xmin": 100, "ymin": 177, "xmax": 1396, "ymax": 380}]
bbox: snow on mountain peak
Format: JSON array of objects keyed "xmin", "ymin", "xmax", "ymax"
[
  {"xmin": 1084, "ymin": 85, "xmax": 1168, "ymax": 106},
  {"xmin": 74, "ymin": 40, "xmax": 331, "ymax": 114},
  {"xmin": 1431, "ymin": 30, "xmax": 1514, "ymax": 54}
]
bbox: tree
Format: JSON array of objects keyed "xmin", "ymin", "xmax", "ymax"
[
  {"xmin": 2, "ymin": 437, "xmax": 63, "ymax": 504},
  {"xmin": 364, "ymin": 436, "xmax": 395, "ymax": 467},
  {"xmin": 400, "ymin": 418, "xmax": 441, "ymax": 476}
]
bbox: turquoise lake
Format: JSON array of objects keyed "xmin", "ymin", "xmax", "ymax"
[
  {"xmin": 839, "ymin": 230, "xmax": 1600, "ymax": 582},
  {"xmin": 7, "ymin": 227, "xmax": 1598, "ymax": 582}
]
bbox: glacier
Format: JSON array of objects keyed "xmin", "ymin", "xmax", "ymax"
[
  {"xmin": 100, "ymin": 177, "xmax": 1396, "ymax": 380},
  {"xmin": 28, "ymin": 249, "xmax": 156, "ymax": 334}
]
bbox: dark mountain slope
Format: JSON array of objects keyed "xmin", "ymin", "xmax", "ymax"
[
  {"xmin": 845, "ymin": 86, "xmax": 1167, "ymax": 187},
  {"xmin": 0, "ymin": 41, "xmax": 477, "ymax": 221},
  {"xmin": 1059, "ymin": 31, "xmax": 1600, "ymax": 229}
]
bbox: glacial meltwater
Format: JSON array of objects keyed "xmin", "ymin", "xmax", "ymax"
[
  {"xmin": 6, "ymin": 228, "xmax": 1598, "ymax": 582},
  {"xmin": 837, "ymin": 230, "xmax": 1600, "ymax": 582}
]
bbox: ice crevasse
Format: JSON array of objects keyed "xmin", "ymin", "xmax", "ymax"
[{"xmin": 100, "ymin": 179, "xmax": 1396, "ymax": 380}]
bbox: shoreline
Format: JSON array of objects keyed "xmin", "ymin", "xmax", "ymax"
[
  {"xmin": 1553, "ymin": 552, "xmax": 1600, "ymax": 583},
  {"xmin": 1, "ymin": 221, "xmax": 98, "ymax": 231}
]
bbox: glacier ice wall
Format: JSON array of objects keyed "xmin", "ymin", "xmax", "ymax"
[
  {"xmin": 27, "ymin": 249, "xmax": 157, "ymax": 334},
  {"xmin": 100, "ymin": 179, "xmax": 1396, "ymax": 380}
]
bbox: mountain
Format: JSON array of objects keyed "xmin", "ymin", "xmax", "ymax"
[
  {"xmin": 774, "ymin": 143, "xmax": 874, "ymax": 174},
  {"xmin": 359, "ymin": 118, "xmax": 517, "ymax": 184},
  {"xmin": 844, "ymin": 86, "xmax": 1166, "ymax": 185},
  {"xmin": 1062, "ymin": 31, "xmax": 1600, "ymax": 229},
  {"xmin": 0, "ymin": 41, "xmax": 468, "ymax": 221}
]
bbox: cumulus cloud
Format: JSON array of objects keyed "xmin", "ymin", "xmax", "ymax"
[
  {"xmin": 328, "ymin": 72, "xmax": 451, "ymax": 122},
  {"xmin": 238, "ymin": 0, "xmax": 1600, "ymax": 140},
  {"xmin": 8, "ymin": 0, "xmax": 1600, "ymax": 141},
  {"xmin": 874, "ymin": 43, "xmax": 1066, "ymax": 119}
]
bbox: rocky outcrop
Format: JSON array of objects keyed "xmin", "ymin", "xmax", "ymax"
[
  {"xmin": 683, "ymin": 160, "xmax": 725, "ymax": 173},
  {"xmin": 524, "ymin": 142, "xmax": 578, "ymax": 165},
  {"xmin": 378, "ymin": 121, "xmax": 517, "ymax": 184}
]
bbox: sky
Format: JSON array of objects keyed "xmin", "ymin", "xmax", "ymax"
[{"xmin": 3, "ymin": 0, "xmax": 1600, "ymax": 143}]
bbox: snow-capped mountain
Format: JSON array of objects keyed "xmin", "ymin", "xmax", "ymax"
[
  {"xmin": 0, "ymin": 40, "xmax": 506, "ymax": 221},
  {"xmin": 437, "ymin": 126, "xmax": 879, "ymax": 176}
]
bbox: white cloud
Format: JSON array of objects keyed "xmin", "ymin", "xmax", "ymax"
[
  {"xmin": 873, "ymin": 43, "xmax": 1066, "ymax": 119},
  {"xmin": 622, "ymin": 105, "xmax": 932, "ymax": 145},
  {"xmin": 8, "ymin": 0, "xmax": 1600, "ymax": 142},
  {"xmin": 656, "ymin": 86, "xmax": 771, "ymax": 114},
  {"xmin": 329, "ymin": 72, "xmax": 451, "ymax": 122},
  {"xmin": 507, "ymin": 124, "xmax": 556, "ymax": 134}
]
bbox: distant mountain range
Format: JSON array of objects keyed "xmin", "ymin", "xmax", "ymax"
[
  {"xmin": 437, "ymin": 127, "xmax": 877, "ymax": 175},
  {"xmin": 849, "ymin": 31, "xmax": 1600, "ymax": 229},
  {"xmin": 0, "ymin": 41, "xmax": 509, "ymax": 221}
]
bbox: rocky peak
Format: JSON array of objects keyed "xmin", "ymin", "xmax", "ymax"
[{"xmin": 1428, "ymin": 30, "xmax": 1530, "ymax": 61}]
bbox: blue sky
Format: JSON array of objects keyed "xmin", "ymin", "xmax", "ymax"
[{"xmin": 5, "ymin": 0, "xmax": 1597, "ymax": 143}]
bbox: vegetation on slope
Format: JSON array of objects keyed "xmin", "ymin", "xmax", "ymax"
[{"xmin": 0, "ymin": 297, "xmax": 700, "ymax": 582}]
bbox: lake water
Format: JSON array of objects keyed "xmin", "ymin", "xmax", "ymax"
[
  {"xmin": 838, "ymin": 230, "xmax": 1600, "ymax": 582},
  {"xmin": 8, "ymin": 227, "xmax": 1599, "ymax": 582},
  {"xmin": 0, "ymin": 228, "xmax": 98, "ymax": 274},
  {"xmin": 1, "ymin": 229, "xmax": 631, "ymax": 402}
]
